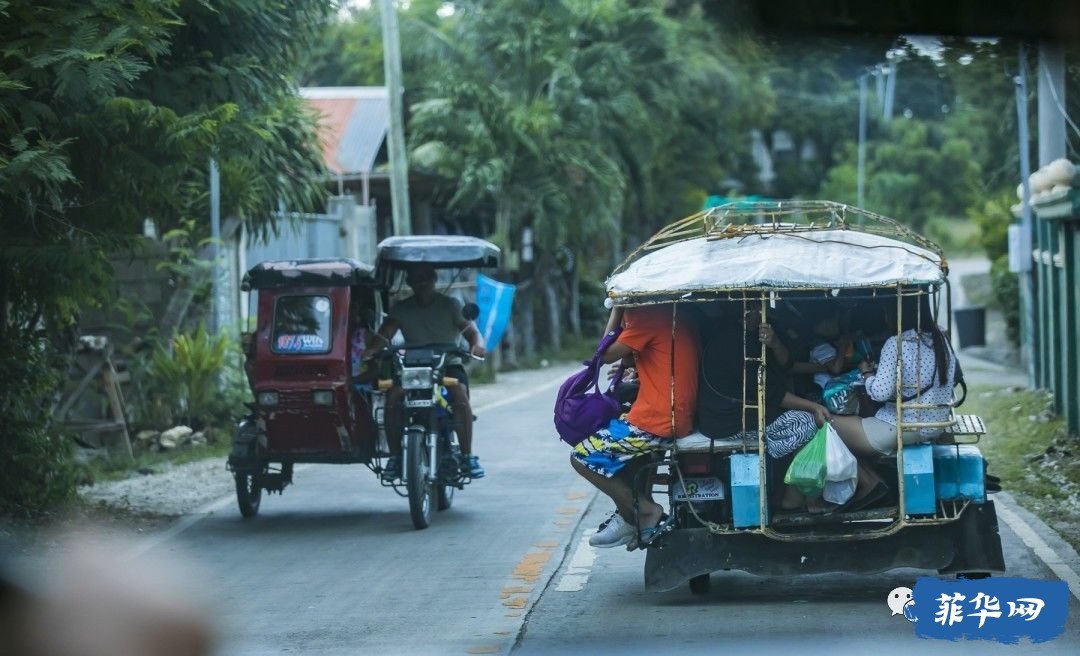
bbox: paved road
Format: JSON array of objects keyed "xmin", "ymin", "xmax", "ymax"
[{"xmin": 145, "ymin": 369, "xmax": 1079, "ymax": 655}]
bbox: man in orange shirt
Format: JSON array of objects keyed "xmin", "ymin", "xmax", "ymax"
[{"xmin": 571, "ymin": 304, "xmax": 699, "ymax": 548}]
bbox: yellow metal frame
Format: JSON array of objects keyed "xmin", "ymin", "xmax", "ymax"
[{"xmin": 630, "ymin": 203, "xmax": 966, "ymax": 542}]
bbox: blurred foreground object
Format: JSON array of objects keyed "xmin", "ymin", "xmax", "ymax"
[{"xmin": 0, "ymin": 534, "xmax": 214, "ymax": 656}]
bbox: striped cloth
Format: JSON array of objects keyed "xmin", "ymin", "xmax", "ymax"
[{"xmin": 733, "ymin": 409, "xmax": 818, "ymax": 459}]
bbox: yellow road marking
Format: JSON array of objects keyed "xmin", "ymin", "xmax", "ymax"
[{"xmin": 500, "ymin": 585, "xmax": 533, "ymax": 598}]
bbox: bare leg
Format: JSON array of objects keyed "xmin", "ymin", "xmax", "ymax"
[
  {"xmin": 384, "ymin": 386, "xmax": 405, "ymax": 458},
  {"xmin": 827, "ymin": 416, "xmax": 888, "ymax": 502},
  {"xmin": 622, "ymin": 454, "xmax": 656, "ymax": 505},
  {"xmin": 448, "ymin": 383, "xmax": 473, "ymax": 455},
  {"xmin": 828, "ymin": 415, "xmax": 881, "ymax": 457},
  {"xmin": 571, "ymin": 457, "xmax": 663, "ymax": 528}
]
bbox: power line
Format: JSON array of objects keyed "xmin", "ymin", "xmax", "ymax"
[{"xmin": 1040, "ymin": 60, "xmax": 1080, "ymax": 144}]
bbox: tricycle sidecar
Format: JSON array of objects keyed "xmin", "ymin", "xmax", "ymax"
[
  {"xmin": 228, "ymin": 236, "xmax": 500, "ymax": 529},
  {"xmin": 228, "ymin": 258, "xmax": 384, "ymax": 516}
]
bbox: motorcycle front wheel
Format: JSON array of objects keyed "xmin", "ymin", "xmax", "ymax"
[{"xmin": 406, "ymin": 428, "xmax": 433, "ymax": 529}]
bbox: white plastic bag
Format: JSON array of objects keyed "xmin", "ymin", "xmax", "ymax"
[{"xmin": 822, "ymin": 423, "xmax": 858, "ymax": 505}]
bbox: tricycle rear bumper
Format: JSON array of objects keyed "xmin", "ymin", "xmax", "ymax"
[{"xmin": 644, "ymin": 501, "xmax": 1006, "ymax": 591}]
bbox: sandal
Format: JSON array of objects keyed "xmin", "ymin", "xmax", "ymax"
[{"xmin": 626, "ymin": 513, "xmax": 671, "ymax": 552}]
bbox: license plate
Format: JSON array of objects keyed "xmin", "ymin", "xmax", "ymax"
[{"xmin": 672, "ymin": 477, "xmax": 725, "ymax": 501}]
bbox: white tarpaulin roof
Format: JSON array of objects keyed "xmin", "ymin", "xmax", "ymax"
[{"xmin": 607, "ymin": 229, "xmax": 944, "ymax": 300}]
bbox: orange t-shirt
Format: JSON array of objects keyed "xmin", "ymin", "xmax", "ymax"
[{"xmin": 617, "ymin": 305, "xmax": 700, "ymax": 438}]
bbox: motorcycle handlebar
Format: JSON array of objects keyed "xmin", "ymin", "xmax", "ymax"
[{"xmin": 365, "ymin": 343, "xmax": 484, "ymax": 362}]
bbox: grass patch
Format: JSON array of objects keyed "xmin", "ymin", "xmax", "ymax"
[
  {"xmin": 79, "ymin": 439, "xmax": 230, "ymax": 484},
  {"xmin": 964, "ymin": 384, "xmax": 1080, "ymax": 552}
]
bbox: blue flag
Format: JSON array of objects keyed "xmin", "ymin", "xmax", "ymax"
[{"xmin": 476, "ymin": 274, "xmax": 515, "ymax": 349}]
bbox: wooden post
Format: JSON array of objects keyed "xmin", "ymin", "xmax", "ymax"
[{"xmin": 102, "ymin": 360, "xmax": 134, "ymax": 460}]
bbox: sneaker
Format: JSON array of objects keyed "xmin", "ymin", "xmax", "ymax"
[
  {"xmin": 589, "ymin": 513, "xmax": 635, "ymax": 548},
  {"xmin": 381, "ymin": 456, "xmax": 401, "ymax": 481},
  {"xmin": 597, "ymin": 510, "xmax": 619, "ymax": 532},
  {"xmin": 465, "ymin": 455, "xmax": 485, "ymax": 479}
]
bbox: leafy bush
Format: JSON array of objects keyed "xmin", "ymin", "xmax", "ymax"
[
  {"xmin": 149, "ymin": 325, "xmax": 237, "ymax": 430},
  {"xmin": 0, "ymin": 343, "xmax": 76, "ymax": 516},
  {"xmin": 991, "ymin": 255, "xmax": 1020, "ymax": 343},
  {"xmin": 968, "ymin": 190, "xmax": 1014, "ymax": 261}
]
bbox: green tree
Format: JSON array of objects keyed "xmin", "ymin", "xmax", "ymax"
[
  {"xmin": 0, "ymin": 0, "xmax": 330, "ymax": 515},
  {"xmin": 407, "ymin": 0, "xmax": 760, "ymax": 354},
  {"xmin": 821, "ymin": 118, "xmax": 981, "ymax": 232}
]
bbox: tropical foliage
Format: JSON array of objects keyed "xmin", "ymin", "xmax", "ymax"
[{"xmin": 0, "ymin": 0, "xmax": 330, "ymax": 514}]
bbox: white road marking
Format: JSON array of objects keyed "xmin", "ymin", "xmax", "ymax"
[
  {"xmin": 472, "ymin": 374, "xmax": 566, "ymax": 414},
  {"xmin": 124, "ymin": 463, "xmax": 314, "ymax": 561},
  {"xmin": 123, "ymin": 494, "xmax": 234, "ymax": 561},
  {"xmin": 555, "ymin": 529, "xmax": 598, "ymax": 592},
  {"xmin": 995, "ymin": 500, "xmax": 1080, "ymax": 602}
]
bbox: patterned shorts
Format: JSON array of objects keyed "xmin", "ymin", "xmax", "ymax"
[
  {"xmin": 735, "ymin": 410, "xmax": 819, "ymax": 459},
  {"xmin": 571, "ymin": 418, "xmax": 672, "ymax": 478}
]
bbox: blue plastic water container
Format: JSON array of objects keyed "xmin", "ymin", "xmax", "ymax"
[
  {"xmin": 931, "ymin": 444, "xmax": 986, "ymax": 504},
  {"xmin": 932, "ymin": 445, "xmax": 959, "ymax": 500},
  {"xmin": 902, "ymin": 444, "xmax": 936, "ymax": 515},
  {"xmin": 955, "ymin": 445, "xmax": 986, "ymax": 503},
  {"xmin": 730, "ymin": 453, "xmax": 764, "ymax": 528}
]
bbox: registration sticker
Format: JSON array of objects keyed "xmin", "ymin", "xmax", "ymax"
[{"xmin": 672, "ymin": 477, "xmax": 725, "ymax": 502}]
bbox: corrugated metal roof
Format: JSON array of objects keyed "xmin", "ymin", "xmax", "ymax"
[{"xmin": 300, "ymin": 87, "xmax": 389, "ymax": 175}]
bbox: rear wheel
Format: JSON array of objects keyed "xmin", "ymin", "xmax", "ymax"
[
  {"xmin": 406, "ymin": 429, "xmax": 433, "ymax": 529},
  {"xmin": 688, "ymin": 573, "xmax": 711, "ymax": 595},
  {"xmin": 235, "ymin": 469, "xmax": 263, "ymax": 518}
]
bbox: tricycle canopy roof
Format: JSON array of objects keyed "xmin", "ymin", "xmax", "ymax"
[
  {"xmin": 376, "ymin": 235, "xmax": 500, "ymax": 269},
  {"xmin": 607, "ymin": 201, "xmax": 947, "ymax": 304},
  {"xmin": 243, "ymin": 258, "xmax": 375, "ymax": 290}
]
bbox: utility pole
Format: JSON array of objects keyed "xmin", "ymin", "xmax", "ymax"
[
  {"xmin": 882, "ymin": 62, "xmax": 898, "ymax": 123},
  {"xmin": 209, "ymin": 157, "xmax": 222, "ymax": 335},
  {"xmin": 378, "ymin": 0, "xmax": 411, "ymax": 236},
  {"xmin": 857, "ymin": 73, "xmax": 868, "ymax": 211},
  {"xmin": 1015, "ymin": 44, "xmax": 1035, "ymax": 386},
  {"xmin": 1037, "ymin": 42, "xmax": 1067, "ymax": 166}
]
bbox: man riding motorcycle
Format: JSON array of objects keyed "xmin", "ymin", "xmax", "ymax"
[{"xmin": 372, "ymin": 263, "xmax": 487, "ymax": 480}]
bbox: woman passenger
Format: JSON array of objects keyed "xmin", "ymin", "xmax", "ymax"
[{"xmin": 830, "ymin": 295, "xmax": 957, "ymax": 456}]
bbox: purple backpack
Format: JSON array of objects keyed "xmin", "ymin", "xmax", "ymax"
[{"xmin": 554, "ymin": 328, "xmax": 624, "ymax": 446}]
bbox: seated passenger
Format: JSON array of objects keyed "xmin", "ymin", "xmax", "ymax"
[
  {"xmin": 696, "ymin": 306, "xmax": 826, "ymax": 458},
  {"xmin": 790, "ymin": 306, "xmax": 872, "ymax": 414},
  {"xmin": 573, "ymin": 304, "xmax": 699, "ymax": 549},
  {"xmin": 697, "ymin": 305, "xmax": 885, "ymax": 513},
  {"xmin": 830, "ymin": 296, "xmax": 957, "ymax": 456}
]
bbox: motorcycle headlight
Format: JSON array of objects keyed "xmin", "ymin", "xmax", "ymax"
[
  {"xmin": 257, "ymin": 391, "xmax": 279, "ymax": 407},
  {"xmin": 400, "ymin": 368, "xmax": 432, "ymax": 390},
  {"xmin": 312, "ymin": 390, "xmax": 333, "ymax": 406}
]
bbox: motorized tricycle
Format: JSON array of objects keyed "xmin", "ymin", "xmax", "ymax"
[
  {"xmin": 605, "ymin": 201, "xmax": 1005, "ymax": 593},
  {"xmin": 228, "ymin": 236, "xmax": 500, "ymax": 529}
]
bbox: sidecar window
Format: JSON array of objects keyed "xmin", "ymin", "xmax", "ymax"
[{"xmin": 272, "ymin": 295, "xmax": 333, "ymax": 354}]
